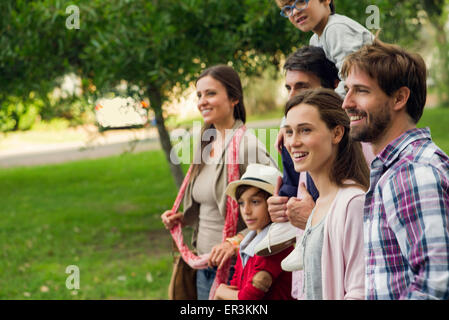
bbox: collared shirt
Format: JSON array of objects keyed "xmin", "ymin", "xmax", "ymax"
[
  {"xmin": 239, "ymin": 225, "xmax": 270, "ymax": 268},
  {"xmin": 231, "ymin": 223, "xmax": 294, "ymax": 300},
  {"xmin": 364, "ymin": 127, "xmax": 449, "ymax": 300}
]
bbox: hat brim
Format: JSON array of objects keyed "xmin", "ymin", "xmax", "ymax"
[{"xmin": 225, "ymin": 179, "xmax": 275, "ymax": 201}]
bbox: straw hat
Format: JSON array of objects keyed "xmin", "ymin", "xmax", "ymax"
[{"xmin": 225, "ymin": 163, "xmax": 282, "ymax": 200}]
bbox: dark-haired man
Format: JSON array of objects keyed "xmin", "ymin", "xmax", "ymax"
[{"xmin": 255, "ymin": 46, "xmax": 340, "ymax": 299}]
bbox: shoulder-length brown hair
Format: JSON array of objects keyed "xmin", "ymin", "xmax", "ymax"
[
  {"xmin": 189, "ymin": 65, "xmax": 247, "ymax": 183},
  {"xmin": 285, "ymin": 88, "xmax": 370, "ymax": 190}
]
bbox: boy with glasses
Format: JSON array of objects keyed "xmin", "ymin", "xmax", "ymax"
[{"xmin": 275, "ymin": 0, "xmax": 373, "ymax": 98}]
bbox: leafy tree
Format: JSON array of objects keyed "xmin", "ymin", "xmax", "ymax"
[{"xmin": 0, "ymin": 0, "xmax": 434, "ymax": 187}]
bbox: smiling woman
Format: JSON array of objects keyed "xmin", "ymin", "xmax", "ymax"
[
  {"xmin": 285, "ymin": 88, "xmax": 369, "ymax": 188},
  {"xmin": 282, "ymin": 88, "xmax": 369, "ymax": 300},
  {"xmin": 160, "ymin": 65, "xmax": 277, "ymax": 300}
]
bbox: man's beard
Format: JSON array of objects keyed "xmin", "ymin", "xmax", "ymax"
[{"xmin": 350, "ymin": 102, "xmax": 391, "ymax": 143}]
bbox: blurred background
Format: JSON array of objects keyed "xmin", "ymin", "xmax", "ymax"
[{"xmin": 1, "ymin": 0, "xmax": 448, "ymax": 299}]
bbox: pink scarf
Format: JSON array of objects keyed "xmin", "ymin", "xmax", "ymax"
[{"xmin": 169, "ymin": 125, "xmax": 246, "ymax": 299}]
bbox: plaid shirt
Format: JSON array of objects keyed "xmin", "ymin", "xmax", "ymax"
[{"xmin": 364, "ymin": 127, "xmax": 449, "ymax": 300}]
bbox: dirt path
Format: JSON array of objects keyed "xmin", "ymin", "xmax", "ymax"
[
  {"xmin": 0, "ymin": 119, "xmax": 280, "ymax": 168},
  {"xmin": 0, "ymin": 124, "xmax": 160, "ymax": 168}
]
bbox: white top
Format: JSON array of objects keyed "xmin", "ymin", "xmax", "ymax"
[
  {"xmin": 239, "ymin": 224, "xmax": 270, "ymax": 268},
  {"xmin": 192, "ymin": 162, "xmax": 225, "ymax": 255},
  {"xmin": 302, "ymin": 207, "xmax": 326, "ymax": 300}
]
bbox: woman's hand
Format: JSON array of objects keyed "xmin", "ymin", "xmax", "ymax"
[
  {"xmin": 208, "ymin": 241, "xmax": 236, "ymax": 269},
  {"xmin": 161, "ymin": 210, "xmax": 183, "ymax": 230}
]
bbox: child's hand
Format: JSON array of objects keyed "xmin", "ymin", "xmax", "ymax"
[{"xmin": 267, "ymin": 176, "xmax": 289, "ymax": 222}]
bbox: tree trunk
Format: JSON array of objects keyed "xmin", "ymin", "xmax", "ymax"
[
  {"xmin": 424, "ymin": 2, "xmax": 449, "ymax": 105},
  {"xmin": 434, "ymin": 23, "xmax": 449, "ymax": 104},
  {"xmin": 147, "ymin": 86, "xmax": 185, "ymax": 189}
]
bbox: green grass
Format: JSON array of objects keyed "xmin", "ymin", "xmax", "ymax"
[
  {"xmin": 418, "ymin": 107, "xmax": 449, "ymax": 153},
  {"xmin": 0, "ymin": 107, "xmax": 448, "ymax": 300},
  {"xmin": 0, "ymin": 127, "xmax": 281, "ymax": 300},
  {"xmin": 0, "ymin": 151, "xmax": 180, "ymax": 299}
]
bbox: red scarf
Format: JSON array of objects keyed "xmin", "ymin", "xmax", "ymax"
[{"xmin": 169, "ymin": 125, "xmax": 246, "ymax": 299}]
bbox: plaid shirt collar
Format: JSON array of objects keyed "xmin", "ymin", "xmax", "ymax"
[{"xmin": 373, "ymin": 127, "xmax": 432, "ymax": 169}]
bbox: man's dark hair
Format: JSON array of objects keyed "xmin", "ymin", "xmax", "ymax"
[
  {"xmin": 329, "ymin": 0, "xmax": 335, "ymax": 14},
  {"xmin": 284, "ymin": 46, "xmax": 340, "ymax": 89}
]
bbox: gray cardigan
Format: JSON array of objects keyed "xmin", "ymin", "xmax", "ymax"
[{"xmin": 182, "ymin": 120, "xmax": 278, "ymax": 250}]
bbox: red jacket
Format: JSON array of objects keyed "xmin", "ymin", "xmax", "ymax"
[{"xmin": 230, "ymin": 246, "xmax": 294, "ymax": 300}]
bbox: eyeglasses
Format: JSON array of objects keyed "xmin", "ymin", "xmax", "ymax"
[{"xmin": 280, "ymin": 0, "xmax": 309, "ymax": 18}]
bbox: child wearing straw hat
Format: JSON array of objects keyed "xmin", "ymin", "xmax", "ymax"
[{"xmin": 213, "ymin": 164, "xmax": 294, "ymax": 300}]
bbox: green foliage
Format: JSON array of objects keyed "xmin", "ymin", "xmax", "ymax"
[
  {"xmin": 1, "ymin": 0, "xmax": 445, "ymax": 182},
  {"xmin": 18, "ymin": 103, "xmax": 40, "ymax": 130},
  {"xmin": 0, "ymin": 96, "xmax": 44, "ymax": 131},
  {"xmin": 40, "ymin": 95, "xmax": 94, "ymax": 124},
  {"xmin": 71, "ymin": 0, "xmax": 303, "ymax": 104},
  {"xmin": 1, "ymin": 0, "xmax": 429, "ymax": 111},
  {"xmin": 0, "ymin": 106, "xmax": 16, "ymax": 132},
  {"xmin": 0, "ymin": 0, "xmax": 85, "ymax": 101},
  {"xmin": 418, "ymin": 0, "xmax": 449, "ymax": 105}
]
